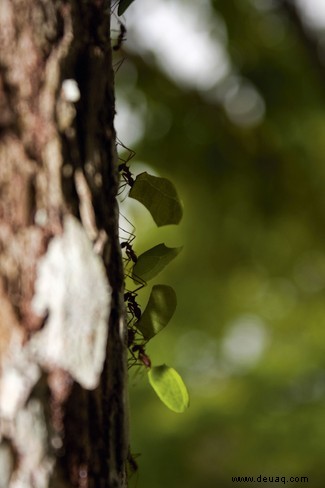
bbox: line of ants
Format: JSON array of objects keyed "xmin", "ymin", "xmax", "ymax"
[
  {"xmin": 123, "ymin": 273, "xmax": 152, "ymax": 369},
  {"xmin": 124, "ymin": 285, "xmax": 151, "ymax": 370},
  {"xmin": 119, "ymin": 210, "xmax": 151, "ymax": 370},
  {"xmin": 112, "ymin": 11, "xmax": 145, "ymax": 479},
  {"xmin": 116, "ymin": 139, "xmax": 152, "ymax": 370}
]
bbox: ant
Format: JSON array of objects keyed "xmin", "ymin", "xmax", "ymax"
[
  {"xmin": 124, "ymin": 293, "xmax": 150, "ymax": 370},
  {"xmin": 113, "ymin": 22, "xmax": 127, "ymax": 51},
  {"xmin": 131, "ymin": 344, "xmax": 151, "ymax": 369},
  {"xmin": 116, "ymin": 138, "xmax": 136, "ymax": 193},
  {"xmin": 127, "ymin": 327, "xmax": 137, "ymax": 348},
  {"xmin": 121, "ymin": 241, "xmax": 137, "ymax": 264},
  {"xmin": 124, "ymin": 291, "xmax": 141, "ymax": 320},
  {"xmin": 119, "ymin": 214, "xmax": 138, "ymax": 264},
  {"xmin": 127, "ymin": 448, "xmax": 139, "ymax": 477},
  {"xmin": 119, "ymin": 162, "xmax": 134, "ymax": 188}
]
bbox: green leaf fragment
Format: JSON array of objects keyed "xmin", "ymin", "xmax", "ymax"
[
  {"xmin": 132, "ymin": 243, "xmax": 182, "ymax": 282},
  {"xmin": 148, "ymin": 364, "xmax": 190, "ymax": 413},
  {"xmin": 136, "ymin": 285, "xmax": 177, "ymax": 340},
  {"xmin": 118, "ymin": 0, "xmax": 136, "ymax": 16},
  {"xmin": 129, "ymin": 172, "xmax": 183, "ymax": 227}
]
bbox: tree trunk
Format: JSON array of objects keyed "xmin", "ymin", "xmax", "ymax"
[{"xmin": 0, "ymin": 1, "xmax": 128, "ymax": 486}]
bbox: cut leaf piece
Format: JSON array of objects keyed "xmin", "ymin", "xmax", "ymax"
[
  {"xmin": 129, "ymin": 172, "xmax": 183, "ymax": 227},
  {"xmin": 118, "ymin": 0, "xmax": 135, "ymax": 16},
  {"xmin": 132, "ymin": 244, "xmax": 182, "ymax": 282},
  {"xmin": 148, "ymin": 365, "xmax": 190, "ymax": 413},
  {"xmin": 136, "ymin": 285, "xmax": 177, "ymax": 340}
]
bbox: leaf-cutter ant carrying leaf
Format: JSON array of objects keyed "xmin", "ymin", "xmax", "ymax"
[
  {"xmin": 116, "ymin": 138, "xmax": 190, "ymax": 412},
  {"xmin": 124, "ymin": 291, "xmax": 141, "ymax": 321},
  {"xmin": 131, "ymin": 344, "xmax": 151, "ymax": 368},
  {"xmin": 119, "ymin": 162, "xmax": 134, "ymax": 188},
  {"xmin": 128, "ymin": 340, "xmax": 151, "ymax": 370},
  {"xmin": 119, "ymin": 213, "xmax": 139, "ymax": 267},
  {"xmin": 121, "ymin": 241, "xmax": 137, "ymax": 264}
]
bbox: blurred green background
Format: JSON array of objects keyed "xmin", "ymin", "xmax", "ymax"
[{"xmin": 113, "ymin": 0, "xmax": 325, "ymax": 486}]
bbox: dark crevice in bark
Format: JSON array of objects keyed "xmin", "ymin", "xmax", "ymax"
[{"xmin": 57, "ymin": 2, "xmax": 127, "ymax": 487}]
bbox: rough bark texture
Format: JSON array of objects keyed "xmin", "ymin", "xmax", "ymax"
[{"xmin": 0, "ymin": 1, "xmax": 127, "ymax": 487}]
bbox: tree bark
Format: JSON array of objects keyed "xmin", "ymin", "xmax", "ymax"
[{"xmin": 0, "ymin": 1, "xmax": 127, "ymax": 486}]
